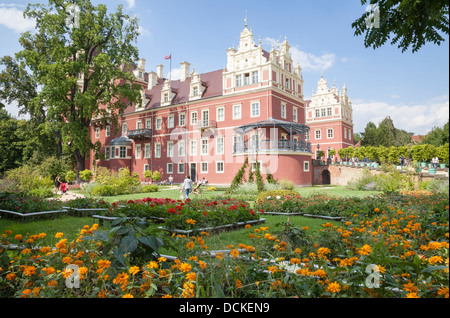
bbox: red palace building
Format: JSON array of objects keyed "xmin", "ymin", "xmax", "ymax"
[{"xmin": 86, "ymin": 21, "xmax": 354, "ymax": 186}]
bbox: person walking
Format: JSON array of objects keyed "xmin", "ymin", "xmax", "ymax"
[
  {"xmin": 183, "ymin": 175, "xmax": 193, "ymax": 200},
  {"xmin": 54, "ymin": 175, "xmax": 61, "ymax": 194}
]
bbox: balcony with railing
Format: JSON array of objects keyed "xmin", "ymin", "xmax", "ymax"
[
  {"xmin": 127, "ymin": 128, "xmax": 153, "ymax": 140},
  {"xmin": 195, "ymin": 120, "xmax": 217, "ymax": 132},
  {"xmin": 234, "ymin": 139, "xmax": 312, "ymax": 154}
]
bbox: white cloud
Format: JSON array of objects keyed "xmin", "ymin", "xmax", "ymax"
[
  {"xmin": 124, "ymin": 0, "xmax": 136, "ymax": 9},
  {"xmin": 0, "ymin": 5, "xmax": 35, "ymax": 33},
  {"xmin": 138, "ymin": 25, "xmax": 151, "ymax": 37},
  {"xmin": 263, "ymin": 37, "xmax": 337, "ymax": 72},
  {"xmin": 166, "ymin": 67, "xmax": 182, "ymax": 81},
  {"xmin": 353, "ymin": 96, "xmax": 450, "ymax": 135}
]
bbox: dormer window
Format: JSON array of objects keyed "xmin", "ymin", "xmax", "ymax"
[
  {"xmin": 164, "ymin": 93, "xmax": 169, "ymax": 103},
  {"xmin": 193, "ymin": 86, "xmax": 199, "ymax": 97}
]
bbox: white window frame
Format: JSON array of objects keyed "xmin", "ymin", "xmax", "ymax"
[
  {"xmin": 201, "ymin": 162, "xmax": 208, "ymax": 173},
  {"xmin": 95, "ymin": 127, "xmax": 100, "ymax": 139},
  {"xmin": 135, "ymin": 144, "xmax": 141, "ymax": 159},
  {"xmin": 236, "ymin": 74, "xmax": 242, "ymax": 87},
  {"xmin": 293, "ymin": 107, "xmax": 298, "ymax": 122},
  {"xmin": 136, "ymin": 121, "xmax": 142, "ymax": 130},
  {"xmin": 178, "ymin": 163, "xmax": 185, "ymax": 174},
  {"xmin": 251, "ymin": 101, "xmax": 260, "ymax": 118},
  {"xmin": 155, "ymin": 142, "xmax": 161, "ymax": 158},
  {"xmin": 119, "ymin": 146, "xmax": 127, "ymax": 158},
  {"xmin": 179, "ymin": 113, "xmax": 186, "ymax": 127},
  {"xmin": 281, "ymin": 103, "xmax": 287, "ymax": 119},
  {"xmin": 191, "ymin": 111, "xmax": 198, "ymax": 125},
  {"xmin": 167, "ymin": 141, "xmax": 174, "ymax": 158},
  {"xmin": 327, "ymin": 108, "xmax": 332, "ymax": 117},
  {"xmin": 168, "ymin": 115, "xmax": 174, "ymax": 129},
  {"xmin": 156, "ymin": 117, "xmax": 162, "ymax": 130},
  {"xmin": 216, "ymin": 106, "xmax": 225, "ymax": 122},
  {"xmin": 216, "ymin": 161, "xmax": 224, "ymax": 173},
  {"xmin": 315, "ymin": 129, "xmax": 322, "ymax": 140},
  {"xmin": 144, "ymin": 164, "xmax": 150, "ymax": 172},
  {"xmin": 167, "ymin": 163, "xmax": 173, "ymax": 174},
  {"xmin": 178, "ymin": 140, "xmax": 185, "ymax": 157},
  {"xmin": 201, "ymin": 138, "xmax": 208, "ymax": 155},
  {"xmin": 106, "ymin": 126, "xmax": 111, "ymax": 137},
  {"xmin": 252, "ymin": 71, "xmax": 259, "ymax": 84},
  {"xmin": 111, "ymin": 146, "xmax": 116, "ymax": 159},
  {"xmin": 122, "ymin": 122, "xmax": 128, "ymax": 136},
  {"xmin": 327, "ymin": 128, "xmax": 334, "ymax": 139},
  {"xmin": 105, "ymin": 146, "xmax": 110, "ymax": 160},
  {"xmin": 304, "ymin": 161, "xmax": 310, "ymax": 172},
  {"xmin": 190, "ymin": 140, "xmax": 197, "ymax": 156},
  {"xmin": 144, "ymin": 144, "xmax": 150, "ymax": 159},
  {"xmin": 216, "ymin": 136, "xmax": 224, "ymax": 155},
  {"xmin": 202, "ymin": 109, "xmax": 209, "ymax": 127},
  {"xmin": 233, "ymin": 104, "xmax": 241, "ymax": 120},
  {"xmin": 145, "ymin": 119, "xmax": 152, "ymax": 129}
]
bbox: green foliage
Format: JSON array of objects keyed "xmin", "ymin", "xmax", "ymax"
[
  {"xmin": 80, "ymin": 169, "xmax": 93, "ymax": 182},
  {"xmin": 3, "ymin": 165, "xmax": 54, "ymax": 197},
  {"xmin": 152, "ymin": 171, "xmax": 161, "ymax": 182},
  {"xmin": 65, "ymin": 171, "xmax": 76, "ymax": 183},
  {"xmin": 255, "ymin": 189, "xmax": 300, "ymax": 204},
  {"xmin": 227, "ymin": 157, "xmax": 249, "ymax": 194},
  {"xmin": 346, "ymin": 168, "xmax": 415, "ymax": 193},
  {"xmin": 352, "ymin": 0, "xmax": 449, "ymax": 53},
  {"xmin": 254, "ymin": 159, "xmax": 264, "ymax": 193},
  {"xmin": 142, "ymin": 184, "xmax": 159, "ymax": 193},
  {"xmin": 421, "ymin": 121, "xmax": 449, "ymax": 147},
  {"xmin": 361, "ymin": 117, "xmax": 413, "ymax": 147}
]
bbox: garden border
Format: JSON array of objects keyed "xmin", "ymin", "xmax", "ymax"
[
  {"xmin": 0, "ymin": 209, "xmax": 68, "ymax": 221},
  {"xmin": 158, "ymin": 218, "xmax": 267, "ymax": 235}
]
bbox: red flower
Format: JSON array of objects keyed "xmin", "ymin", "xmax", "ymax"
[
  {"xmin": 203, "ymin": 212, "xmax": 208, "ymax": 216},
  {"xmin": 175, "ymin": 205, "xmax": 183, "ymax": 210}
]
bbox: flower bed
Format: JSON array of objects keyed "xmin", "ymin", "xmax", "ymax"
[{"xmin": 0, "ymin": 192, "xmax": 448, "ymax": 299}]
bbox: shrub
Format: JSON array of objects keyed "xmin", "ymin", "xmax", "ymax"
[
  {"xmin": 65, "ymin": 171, "xmax": 76, "ymax": 183},
  {"xmin": 278, "ymin": 179, "xmax": 295, "ymax": 190},
  {"xmin": 28, "ymin": 187, "xmax": 54, "ymax": 199},
  {"xmin": 142, "ymin": 184, "xmax": 159, "ymax": 193},
  {"xmin": 79, "ymin": 169, "xmax": 93, "ymax": 182}
]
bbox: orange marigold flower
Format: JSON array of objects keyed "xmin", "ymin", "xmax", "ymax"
[
  {"xmin": 357, "ymin": 244, "xmax": 373, "ymax": 256},
  {"xmin": 325, "ymin": 282, "xmax": 341, "ymax": 293},
  {"xmin": 230, "ymin": 248, "xmax": 240, "ymax": 258}
]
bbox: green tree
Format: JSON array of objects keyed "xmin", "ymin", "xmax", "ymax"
[
  {"xmin": 15, "ymin": 0, "xmax": 141, "ymax": 181},
  {"xmin": 352, "ymin": 0, "xmax": 449, "ymax": 53},
  {"xmin": 0, "ymin": 109, "xmax": 26, "ymax": 173},
  {"xmin": 421, "ymin": 121, "xmax": 449, "ymax": 147}
]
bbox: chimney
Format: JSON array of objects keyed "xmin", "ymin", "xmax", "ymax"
[
  {"xmin": 148, "ymin": 71, "xmax": 158, "ymax": 89},
  {"xmin": 180, "ymin": 61, "xmax": 190, "ymax": 81},
  {"xmin": 138, "ymin": 58, "xmax": 146, "ymax": 70},
  {"xmin": 156, "ymin": 64, "xmax": 164, "ymax": 78}
]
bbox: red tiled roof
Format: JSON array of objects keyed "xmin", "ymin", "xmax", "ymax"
[{"xmin": 125, "ymin": 69, "xmax": 223, "ymax": 113}]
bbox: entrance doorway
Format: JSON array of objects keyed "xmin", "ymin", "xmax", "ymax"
[
  {"xmin": 190, "ymin": 163, "xmax": 197, "ymax": 182},
  {"xmin": 321, "ymin": 170, "xmax": 331, "ymax": 185}
]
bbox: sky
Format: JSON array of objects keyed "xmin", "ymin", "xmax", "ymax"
[{"xmin": 0, "ymin": 0, "xmax": 449, "ymax": 135}]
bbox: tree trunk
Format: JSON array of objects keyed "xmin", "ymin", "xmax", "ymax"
[{"xmin": 74, "ymin": 149, "xmax": 86, "ymax": 183}]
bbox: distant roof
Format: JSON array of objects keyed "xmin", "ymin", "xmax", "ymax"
[
  {"xmin": 235, "ymin": 118, "xmax": 310, "ymax": 135},
  {"xmin": 125, "ymin": 69, "xmax": 224, "ymax": 113},
  {"xmin": 111, "ymin": 135, "xmax": 133, "ymax": 146}
]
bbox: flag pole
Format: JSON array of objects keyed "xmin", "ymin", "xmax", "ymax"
[{"xmin": 170, "ymin": 53, "xmax": 172, "ymax": 81}]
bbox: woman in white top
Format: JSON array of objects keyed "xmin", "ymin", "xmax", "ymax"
[{"xmin": 183, "ymin": 175, "xmax": 193, "ymax": 199}]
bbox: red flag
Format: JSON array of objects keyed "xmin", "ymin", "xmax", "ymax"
[{"xmin": 164, "ymin": 54, "xmax": 171, "ymax": 60}]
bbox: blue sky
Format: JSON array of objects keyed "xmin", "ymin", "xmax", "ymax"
[{"xmin": 1, "ymin": 0, "xmax": 449, "ymax": 135}]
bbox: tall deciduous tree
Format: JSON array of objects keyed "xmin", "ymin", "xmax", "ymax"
[
  {"xmin": 15, "ymin": 0, "xmax": 141, "ymax": 180},
  {"xmin": 352, "ymin": 0, "xmax": 449, "ymax": 53}
]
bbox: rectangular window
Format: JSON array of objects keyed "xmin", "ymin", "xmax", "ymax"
[
  {"xmin": 281, "ymin": 103, "xmax": 286, "ymax": 119},
  {"xmin": 145, "ymin": 144, "xmax": 150, "ymax": 159},
  {"xmin": 236, "ymin": 75, "xmax": 242, "ymax": 87},
  {"xmin": 190, "ymin": 140, "xmax": 197, "ymax": 156},
  {"xmin": 136, "ymin": 121, "xmax": 142, "ymax": 130},
  {"xmin": 106, "ymin": 126, "xmax": 111, "ymax": 137},
  {"xmin": 285, "ymin": 78, "xmax": 290, "ymax": 89},
  {"xmin": 178, "ymin": 140, "xmax": 185, "ymax": 157},
  {"xmin": 156, "ymin": 117, "xmax": 162, "ymax": 130},
  {"xmin": 344, "ymin": 128, "xmax": 347, "ymax": 139},
  {"xmin": 122, "ymin": 123, "xmax": 128, "ymax": 135},
  {"xmin": 111, "ymin": 146, "xmax": 116, "ymax": 159},
  {"xmin": 168, "ymin": 115, "xmax": 174, "ymax": 128},
  {"xmin": 327, "ymin": 128, "xmax": 334, "ymax": 139},
  {"xmin": 244, "ymin": 73, "xmax": 250, "ymax": 86},
  {"xmin": 179, "ymin": 113, "xmax": 186, "ymax": 127},
  {"xmin": 106, "ymin": 147, "xmax": 110, "ymax": 160},
  {"xmin": 178, "ymin": 163, "xmax": 185, "ymax": 174},
  {"xmin": 167, "ymin": 163, "xmax": 173, "ymax": 174},
  {"xmin": 216, "ymin": 137, "xmax": 224, "ymax": 155},
  {"xmin": 315, "ymin": 109, "xmax": 320, "ymax": 118},
  {"xmin": 327, "ymin": 108, "xmax": 332, "ymax": 117},
  {"xmin": 251, "ymin": 102, "xmax": 260, "ymax": 117},
  {"xmin": 95, "ymin": 127, "xmax": 100, "ymax": 139},
  {"xmin": 304, "ymin": 161, "xmax": 310, "ymax": 172},
  {"xmin": 193, "ymin": 86, "xmax": 199, "ymax": 97},
  {"xmin": 252, "ymin": 71, "xmax": 259, "ymax": 84},
  {"xmin": 191, "ymin": 111, "xmax": 198, "ymax": 125},
  {"xmin": 167, "ymin": 141, "xmax": 174, "ymax": 157},
  {"xmin": 315, "ymin": 129, "xmax": 322, "ymax": 140},
  {"xmin": 155, "ymin": 143, "xmax": 161, "ymax": 158},
  {"xmin": 164, "ymin": 93, "xmax": 169, "ymax": 103},
  {"xmin": 321, "ymin": 108, "xmax": 326, "ymax": 117},
  {"xmin": 145, "ymin": 119, "xmax": 152, "ymax": 129},
  {"xmin": 305, "ymin": 130, "xmax": 310, "ymax": 140},
  {"xmin": 201, "ymin": 162, "xmax": 208, "ymax": 173},
  {"xmin": 217, "ymin": 107, "xmax": 225, "ymax": 122},
  {"xmin": 216, "ymin": 161, "xmax": 224, "ymax": 173},
  {"xmin": 135, "ymin": 144, "xmax": 141, "ymax": 159},
  {"xmin": 293, "ymin": 108, "xmax": 298, "ymax": 122},
  {"xmin": 144, "ymin": 164, "xmax": 150, "ymax": 172},
  {"xmin": 120, "ymin": 147, "xmax": 126, "ymax": 158},
  {"xmin": 233, "ymin": 104, "xmax": 241, "ymax": 120},
  {"xmin": 202, "ymin": 110, "xmax": 209, "ymax": 127},
  {"xmin": 201, "ymin": 139, "xmax": 208, "ymax": 155}
]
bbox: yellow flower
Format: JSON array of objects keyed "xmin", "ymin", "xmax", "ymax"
[
  {"xmin": 55, "ymin": 232, "xmax": 64, "ymax": 238},
  {"xmin": 186, "ymin": 219, "xmax": 196, "ymax": 225},
  {"xmin": 122, "ymin": 294, "xmax": 134, "ymax": 298},
  {"xmin": 357, "ymin": 244, "xmax": 372, "ymax": 256},
  {"xmin": 428, "ymin": 256, "xmax": 444, "ymax": 265},
  {"xmin": 267, "ymin": 266, "xmax": 278, "ymax": 274},
  {"xmin": 325, "ymin": 282, "xmax": 341, "ymax": 293},
  {"xmin": 186, "ymin": 241, "xmax": 195, "ymax": 250},
  {"xmin": 437, "ymin": 287, "xmax": 449, "ymax": 298},
  {"xmin": 198, "ymin": 261, "xmax": 207, "ymax": 269},
  {"xmin": 406, "ymin": 292, "xmax": 420, "ymax": 298},
  {"xmin": 186, "ymin": 272, "xmax": 197, "ymax": 281},
  {"xmin": 23, "ymin": 266, "xmax": 37, "ymax": 277},
  {"xmin": 129, "ymin": 266, "xmax": 140, "ymax": 276},
  {"xmin": 230, "ymin": 248, "xmax": 240, "ymax": 258},
  {"xmin": 179, "ymin": 262, "xmax": 192, "ymax": 273},
  {"xmin": 147, "ymin": 261, "xmax": 159, "ymax": 269},
  {"xmin": 158, "ymin": 256, "xmax": 167, "ymax": 263}
]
